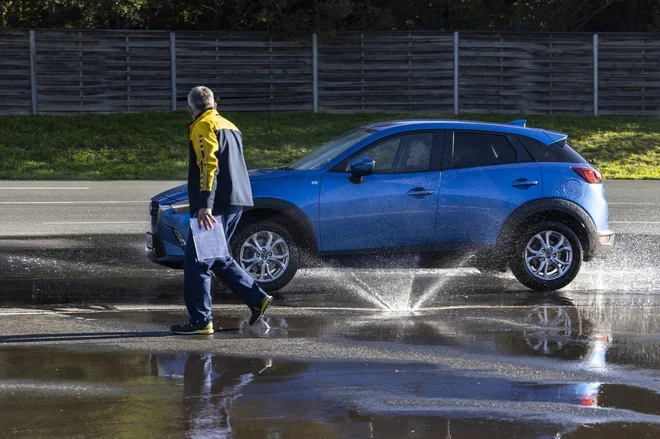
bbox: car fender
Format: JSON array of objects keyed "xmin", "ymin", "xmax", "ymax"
[
  {"xmin": 497, "ymin": 198, "xmax": 598, "ymax": 259},
  {"xmin": 245, "ymin": 197, "xmax": 319, "ymax": 254}
]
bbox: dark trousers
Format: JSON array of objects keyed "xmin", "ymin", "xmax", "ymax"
[{"xmin": 183, "ymin": 205, "xmax": 267, "ymax": 323}]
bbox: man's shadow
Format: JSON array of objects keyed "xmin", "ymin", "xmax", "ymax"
[
  {"xmin": 0, "ymin": 331, "xmax": 173, "ymax": 344},
  {"xmin": 0, "ymin": 323, "xmax": 248, "ymax": 344}
]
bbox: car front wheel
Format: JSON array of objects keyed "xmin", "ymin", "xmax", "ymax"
[
  {"xmin": 230, "ymin": 220, "xmax": 298, "ymax": 293},
  {"xmin": 510, "ymin": 221, "xmax": 583, "ymax": 292}
]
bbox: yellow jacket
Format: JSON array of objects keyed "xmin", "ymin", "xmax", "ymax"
[{"xmin": 188, "ymin": 109, "xmax": 253, "ymax": 212}]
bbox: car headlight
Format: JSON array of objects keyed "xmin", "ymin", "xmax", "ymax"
[{"xmin": 170, "ymin": 201, "xmax": 190, "ymax": 213}]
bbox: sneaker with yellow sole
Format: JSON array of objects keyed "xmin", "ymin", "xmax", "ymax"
[
  {"xmin": 171, "ymin": 320, "xmax": 214, "ymax": 335},
  {"xmin": 249, "ymin": 296, "xmax": 273, "ymax": 326}
]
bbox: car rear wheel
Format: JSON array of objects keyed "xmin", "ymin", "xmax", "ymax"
[
  {"xmin": 230, "ymin": 220, "xmax": 298, "ymax": 293},
  {"xmin": 510, "ymin": 221, "xmax": 583, "ymax": 292}
]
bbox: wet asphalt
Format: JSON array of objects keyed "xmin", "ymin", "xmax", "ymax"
[{"xmin": 0, "ymin": 181, "xmax": 660, "ymax": 438}]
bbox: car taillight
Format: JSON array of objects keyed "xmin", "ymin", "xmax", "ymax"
[{"xmin": 571, "ymin": 166, "xmax": 603, "ymax": 184}]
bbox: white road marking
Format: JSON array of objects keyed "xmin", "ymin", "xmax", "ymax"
[
  {"xmin": 610, "ymin": 221, "xmax": 660, "ymax": 224},
  {"xmin": 0, "ymin": 309, "xmax": 62, "ymax": 316},
  {"xmin": 43, "ymin": 221, "xmax": 147, "ymax": 225},
  {"xmin": 0, "ymin": 187, "xmax": 89, "ymax": 190},
  {"xmin": 609, "ymin": 202, "xmax": 658, "ymax": 206},
  {"xmin": 0, "ymin": 201, "xmax": 147, "ymax": 205}
]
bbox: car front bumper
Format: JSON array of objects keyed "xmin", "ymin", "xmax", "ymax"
[
  {"xmin": 148, "ymin": 248, "xmax": 183, "ymax": 269},
  {"xmin": 147, "ymin": 201, "xmax": 187, "ymax": 269}
]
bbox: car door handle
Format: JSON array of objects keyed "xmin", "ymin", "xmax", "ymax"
[
  {"xmin": 512, "ymin": 179, "xmax": 539, "ymax": 188},
  {"xmin": 407, "ymin": 188, "xmax": 436, "ymax": 198}
]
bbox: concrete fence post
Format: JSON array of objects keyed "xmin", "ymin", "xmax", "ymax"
[
  {"xmin": 29, "ymin": 30, "xmax": 37, "ymax": 115},
  {"xmin": 453, "ymin": 31, "xmax": 459, "ymax": 116},
  {"xmin": 593, "ymin": 33, "xmax": 599, "ymax": 116},
  {"xmin": 312, "ymin": 33, "xmax": 319, "ymax": 113},
  {"xmin": 170, "ymin": 32, "xmax": 177, "ymax": 111}
]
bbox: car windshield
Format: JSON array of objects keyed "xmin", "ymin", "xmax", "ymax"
[{"xmin": 287, "ymin": 128, "xmax": 375, "ymax": 170}]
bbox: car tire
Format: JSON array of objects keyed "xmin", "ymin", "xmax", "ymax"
[
  {"xmin": 230, "ymin": 219, "xmax": 299, "ymax": 293},
  {"xmin": 510, "ymin": 221, "xmax": 583, "ymax": 292}
]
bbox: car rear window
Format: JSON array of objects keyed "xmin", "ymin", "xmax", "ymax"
[
  {"xmin": 517, "ymin": 135, "xmax": 587, "ymax": 164},
  {"xmin": 561, "ymin": 143, "xmax": 589, "ymax": 164}
]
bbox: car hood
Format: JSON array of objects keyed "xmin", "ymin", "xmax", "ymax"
[
  {"xmin": 248, "ymin": 167, "xmax": 293, "ymax": 179},
  {"xmin": 152, "ymin": 168, "xmax": 294, "ymax": 204},
  {"xmin": 152, "ymin": 183, "xmax": 188, "ymax": 204}
]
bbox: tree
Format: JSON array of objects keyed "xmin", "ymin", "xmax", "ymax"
[{"xmin": 2, "ymin": 0, "xmax": 659, "ymax": 32}]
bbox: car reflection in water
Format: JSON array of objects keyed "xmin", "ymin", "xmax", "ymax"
[
  {"xmin": 521, "ymin": 297, "xmax": 610, "ymax": 408},
  {"xmin": 331, "ymin": 292, "xmax": 612, "ymax": 411}
]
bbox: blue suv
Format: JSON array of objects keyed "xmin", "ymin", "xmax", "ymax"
[{"xmin": 148, "ymin": 120, "xmax": 614, "ymax": 292}]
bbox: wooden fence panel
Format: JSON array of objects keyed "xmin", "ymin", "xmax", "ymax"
[
  {"xmin": 175, "ymin": 32, "xmax": 312, "ymax": 111},
  {"xmin": 2, "ymin": 30, "xmax": 660, "ymax": 115},
  {"xmin": 459, "ymin": 32, "xmax": 594, "ymax": 114},
  {"xmin": 318, "ymin": 32, "xmax": 455, "ymax": 112},
  {"xmin": 34, "ymin": 30, "xmax": 171, "ymax": 113},
  {"xmin": 599, "ymin": 34, "xmax": 660, "ymax": 116},
  {"xmin": 0, "ymin": 30, "xmax": 31, "ymax": 115}
]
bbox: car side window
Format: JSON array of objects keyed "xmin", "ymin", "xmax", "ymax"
[
  {"xmin": 362, "ymin": 137, "xmax": 401, "ymax": 172},
  {"xmin": 452, "ymin": 132, "xmax": 517, "ymax": 169},
  {"xmin": 351, "ymin": 133, "xmax": 434, "ymax": 173}
]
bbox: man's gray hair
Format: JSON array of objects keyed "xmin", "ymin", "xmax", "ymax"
[{"xmin": 187, "ymin": 86, "xmax": 215, "ymax": 112}]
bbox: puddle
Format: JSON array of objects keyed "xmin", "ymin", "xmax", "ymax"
[
  {"xmin": 2, "ymin": 347, "xmax": 660, "ymax": 438},
  {"xmin": 41, "ymin": 289, "xmax": 660, "ymax": 375}
]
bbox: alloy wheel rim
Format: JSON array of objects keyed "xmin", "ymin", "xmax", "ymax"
[
  {"xmin": 240, "ymin": 231, "xmax": 290, "ymax": 282},
  {"xmin": 524, "ymin": 230, "xmax": 573, "ymax": 281}
]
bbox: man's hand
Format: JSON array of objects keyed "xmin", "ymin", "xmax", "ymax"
[{"xmin": 197, "ymin": 208, "xmax": 217, "ymax": 230}]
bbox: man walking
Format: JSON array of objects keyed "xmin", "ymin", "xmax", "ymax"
[{"xmin": 171, "ymin": 86, "xmax": 272, "ymax": 335}]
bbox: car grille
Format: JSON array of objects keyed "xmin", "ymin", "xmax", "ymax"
[{"xmin": 150, "ymin": 201, "xmax": 160, "ymax": 231}]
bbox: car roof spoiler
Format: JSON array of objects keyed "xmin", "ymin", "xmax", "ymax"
[
  {"xmin": 506, "ymin": 120, "xmax": 569, "ymax": 145},
  {"xmin": 543, "ymin": 130, "xmax": 569, "ymax": 147}
]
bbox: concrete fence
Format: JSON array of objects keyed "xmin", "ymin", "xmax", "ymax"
[{"xmin": 1, "ymin": 29, "xmax": 658, "ymax": 116}]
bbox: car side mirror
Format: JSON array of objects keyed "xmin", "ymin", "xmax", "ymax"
[{"xmin": 348, "ymin": 157, "xmax": 375, "ymax": 184}]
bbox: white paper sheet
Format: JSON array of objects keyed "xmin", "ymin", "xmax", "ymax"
[{"xmin": 189, "ymin": 217, "xmax": 230, "ymax": 261}]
